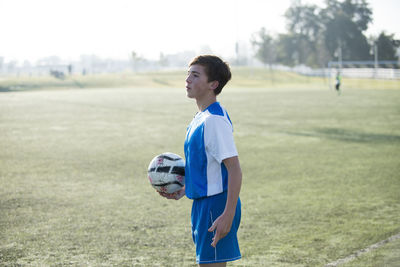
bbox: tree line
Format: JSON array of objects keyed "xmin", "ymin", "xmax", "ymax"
[{"xmin": 252, "ymin": 0, "xmax": 400, "ymax": 68}]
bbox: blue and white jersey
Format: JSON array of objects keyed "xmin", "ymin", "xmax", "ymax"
[{"xmin": 184, "ymin": 102, "xmax": 238, "ymax": 199}]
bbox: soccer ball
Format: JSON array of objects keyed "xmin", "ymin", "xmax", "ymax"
[{"xmin": 147, "ymin": 152, "xmax": 185, "ymax": 194}]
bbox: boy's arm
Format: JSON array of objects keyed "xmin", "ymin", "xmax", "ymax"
[{"xmin": 208, "ymin": 155, "xmax": 242, "ymax": 247}]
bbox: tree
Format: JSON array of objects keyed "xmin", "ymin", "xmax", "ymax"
[
  {"xmin": 321, "ymin": 0, "xmax": 372, "ymax": 61},
  {"xmin": 280, "ymin": 1, "xmax": 322, "ymax": 66},
  {"xmin": 275, "ymin": 34, "xmax": 297, "ymax": 66},
  {"xmin": 277, "ymin": 0, "xmax": 373, "ymax": 65},
  {"xmin": 254, "ymin": 0, "xmax": 398, "ymax": 68},
  {"xmin": 131, "ymin": 51, "xmax": 143, "ymax": 72},
  {"xmin": 340, "ymin": 0, "xmax": 372, "ymax": 31},
  {"xmin": 375, "ymin": 32, "xmax": 400, "ymax": 61},
  {"xmin": 251, "ymin": 27, "xmax": 276, "ymax": 67},
  {"xmin": 285, "ymin": 1, "xmax": 321, "ymax": 41},
  {"xmin": 159, "ymin": 53, "xmax": 168, "ymax": 68}
]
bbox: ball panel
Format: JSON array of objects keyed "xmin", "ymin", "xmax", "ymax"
[
  {"xmin": 171, "ymin": 166, "xmax": 184, "ymax": 176},
  {"xmin": 147, "ymin": 152, "xmax": 185, "ymax": 194}
]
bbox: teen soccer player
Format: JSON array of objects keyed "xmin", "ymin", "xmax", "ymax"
[
  {"xmin": 159, "ymin": 55, "xmax": 242, "ymax": 266},
  {"xmin": 335, "ymin": 71, "xmax": 341, "ymax": 95}
]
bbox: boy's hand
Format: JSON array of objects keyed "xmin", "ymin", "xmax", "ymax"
[
  {"xmin": 208, "ymin": 212, "xmax": 233, "ymax": 248},
  {"xmin": 158, "ymin": 187, "xmax": 185, "ymax": 200}
]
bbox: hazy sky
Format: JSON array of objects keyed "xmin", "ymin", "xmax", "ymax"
[{"xmin": 1, "ymin": 0, "xmax": 399, "ymax": 63}]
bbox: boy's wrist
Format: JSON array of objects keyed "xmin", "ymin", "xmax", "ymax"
[{"xmin": 222, "ymin": 209, "xmax": 235, "ymax": 220}]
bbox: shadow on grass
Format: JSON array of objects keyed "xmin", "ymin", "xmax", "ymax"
[
  {"xmin": 0, "ymin": 85, "xmax": 40, "ymax": 93},
  {"xmin": 0, "ymin": 77, "xmax": 84, "ymax": 92},
  {"xmin": 0, "ymin": 247, "xmax": 26, "ymax": 264},
  {"xmin": 284, "ymin": 128, "xmax": 400, "ymax": 144},
  {"xmin": 0, "ymin": 86, "xmax": 12, "ymax": 92}
]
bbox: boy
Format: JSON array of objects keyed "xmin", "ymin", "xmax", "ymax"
[
  {"xmin": 335, "ymin": 71, "xmax": 341, "ymax": 95},
  {"xmin": 160, "ymin": 55, "xmax": 242, "ymax": 266}
]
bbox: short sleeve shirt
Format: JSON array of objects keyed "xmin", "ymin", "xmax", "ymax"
[{"xmin": 184, "ymin": 102, "xmax": 238, "ymax": 199}]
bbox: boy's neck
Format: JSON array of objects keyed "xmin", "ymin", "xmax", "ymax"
[{"xmin": 196, "ymin": 95, "xmax": 217, "ymax": 112}]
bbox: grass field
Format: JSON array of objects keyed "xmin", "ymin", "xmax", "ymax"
[
  {"xmin": 1, "ymin": 67, "xmax": 400, "ymax": 92},
  {"xmin": 1, "ymin": 69, "xmax": 400, "ymax": 266}
]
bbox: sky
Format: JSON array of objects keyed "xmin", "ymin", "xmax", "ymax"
[{"xmin": 0, "ymin": 0, "xmax": 399, "ymax": 63}]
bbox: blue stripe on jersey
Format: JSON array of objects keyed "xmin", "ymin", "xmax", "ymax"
[
  {"xmin": 184, "ymin": 102, "xmax": 236, "ymax": 199},
  {"xmin": 208, "ymin": 101, "xmax": 233, "ymax": 126},
  {"xmin": 207, "ymin": 102, "xmax": 224, "ymax": 116}
]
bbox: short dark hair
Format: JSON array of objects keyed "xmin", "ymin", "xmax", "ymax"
[{"xmin": 189, "ymin": 55, "xmax": 231, "ymax": 95}]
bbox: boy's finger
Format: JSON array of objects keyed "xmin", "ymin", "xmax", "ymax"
[
  {"xmin": 211, "ymin": 232, "xmax": 220, "ymax": 247},
  {"xmin": 208, "ymin": 222, "xmax": 216, "ymax": 232}
]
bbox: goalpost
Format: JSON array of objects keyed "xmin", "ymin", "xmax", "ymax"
[{"xmin": 327, "ymin": 60, "xmax": 400, "ymax": 90}]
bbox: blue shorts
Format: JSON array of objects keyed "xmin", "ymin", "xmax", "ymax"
[{"xmin": 191, "ymin": 191, "xmax": 241, "ymax": 264}]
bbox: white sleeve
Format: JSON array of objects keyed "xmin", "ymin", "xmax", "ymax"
[{"xmin": 204, "ymin": 116, "xmax": 238, "ymax": 163}]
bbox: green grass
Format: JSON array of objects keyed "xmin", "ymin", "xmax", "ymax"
[
  {"xmin": 1, "ymin": 67, "xmax": 399, "ymax": 91},
  {"xmin": 341, "ymin": 237, "xmax": 400, "ymax": 267},
  {"xmin": 0, "ymin": 70, "xmax": 400, "ymax": 266},
  {"xmin": 0, "ymin": 71, "xmax": 187, "ymax": 91}
]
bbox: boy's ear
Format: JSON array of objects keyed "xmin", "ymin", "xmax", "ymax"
[{"xmin": 209, "ymin": 81, "xmax": 219, "ymax": 91}]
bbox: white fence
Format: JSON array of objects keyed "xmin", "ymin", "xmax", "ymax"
[
  {"xmin": 280, "ymin": 65, "xmax": 400, "ymax": 80},
  {"xmin": 329, "ymin": 68, "xmax": 400, "ymax": 79}
]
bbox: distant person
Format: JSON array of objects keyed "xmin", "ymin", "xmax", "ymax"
[
  {"xmin": 68, "ymin": 64, "xmax": 72, "ymax": 75},
  {"xmin": 335, "ymin": 71, "xmax": 341, "ymax": 95},
  {"xmin": 158, "ymin": 55, "xmax": 242, "ymax": 266}
]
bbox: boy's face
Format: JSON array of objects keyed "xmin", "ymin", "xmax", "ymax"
[{"xmin": 186, "ymin": 64, "xmax": 215, "ymax": 100}]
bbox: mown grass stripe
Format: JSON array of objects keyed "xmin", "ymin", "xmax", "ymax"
[{"xmin": 324, "ymin": 233, "xmax": 400, "ymax": 267}]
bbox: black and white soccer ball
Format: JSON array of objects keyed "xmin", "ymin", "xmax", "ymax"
[{"xmin": 147, "ymin": 152, "xmax": 185, "ymax": 194}]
